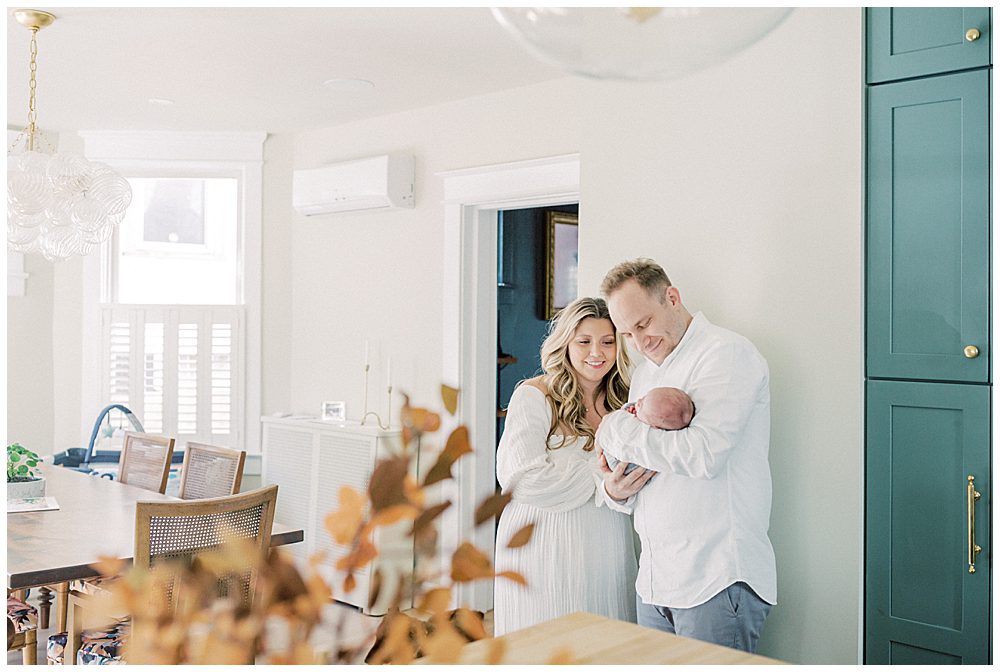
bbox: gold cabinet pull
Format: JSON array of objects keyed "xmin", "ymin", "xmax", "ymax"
[
  {"xmin": 966, "ymin": 28, "xmax": 981, "ymax": 42},
  {"xmin": 964, "ymin": 345, "xmax": 980, "ymax": 359},
  {"xmin": 967, "ymin": 475, "xmax": 982, "ymax": 573}
]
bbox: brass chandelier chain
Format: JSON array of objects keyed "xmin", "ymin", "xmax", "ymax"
[{"xmin": 27, "ymin": 26, "xmax": 39, "ymax": 150}]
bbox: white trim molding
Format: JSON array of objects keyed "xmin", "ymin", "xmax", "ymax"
[
  {"xmin": 78, "ymin": 130, "xmax": 267, "ymax": 163},
  {"xmin": 437, "ymin": 153, "xmax": 580, "ymax": 612},
  {"xmin": 7, "ymin": 252, "xmax": 28, "ymax": 296},
  {"xmin": 440, "ymin": 153, "xmax": 580, "ymax": 207}
]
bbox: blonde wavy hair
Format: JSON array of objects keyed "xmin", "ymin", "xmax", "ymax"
[{"xmin": 536, "ymin": 297, "xmax": 631, "ymax": 452}]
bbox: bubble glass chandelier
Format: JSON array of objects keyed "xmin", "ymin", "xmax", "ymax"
[{"xmin": 7, "ymin": 9, "xmax": 132, "ymax": 261}]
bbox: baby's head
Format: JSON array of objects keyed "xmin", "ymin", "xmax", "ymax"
[{"xmin": 634, "ymin": 387, "xmax": 695, "ymax": 430}]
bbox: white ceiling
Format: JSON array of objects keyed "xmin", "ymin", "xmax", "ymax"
[{"xmin": 6, "ymin": 7, "xmax": 565, "ymax": 135}]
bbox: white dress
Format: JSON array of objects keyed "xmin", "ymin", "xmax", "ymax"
[{"xmin": 493, "ymin": 384, "xmax": 637, "ymax": 636}]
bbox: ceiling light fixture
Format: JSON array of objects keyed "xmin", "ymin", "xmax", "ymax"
[
  {"xmin": 7, "ymin": 8, "xmax": 132, "ymax": 261},
  {"xmin": 491, "ymin": 7, "xmax": 793, "ymax": 81}
]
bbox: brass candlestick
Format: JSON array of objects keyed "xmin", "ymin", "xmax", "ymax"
[{"xmin": 360, "ymin": 363, "xmax": 389, "ymax": 429}]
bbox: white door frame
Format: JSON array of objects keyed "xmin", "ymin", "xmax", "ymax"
[{"xmin": 437, "ymin": 154, "xmax": 580, "ymax": 611}]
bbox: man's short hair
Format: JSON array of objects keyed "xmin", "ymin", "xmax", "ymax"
[{"xmin": 600, "ymin": 258, "xmax": 672, "ymax": 298}]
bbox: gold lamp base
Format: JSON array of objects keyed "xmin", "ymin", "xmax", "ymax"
[{"xmin": 13, "ymin": 9, "xmax": 56, "ymax": 30}]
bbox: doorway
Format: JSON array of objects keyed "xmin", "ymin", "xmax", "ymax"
[
  {"xmin": 438, "ymin": 153, "xmax": 580, "ymax": 612},
  {"xmin": 495, "ymin": 205, "xmax": 580, "ymax": 465}
]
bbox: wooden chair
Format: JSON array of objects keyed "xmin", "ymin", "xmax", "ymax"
[
  {"xmin": 58, "ymin": 485, "xmax": 279, "ymax": 664},
  {"xmin": 49, "ymin": 432, "xmax": 177, "ymax": 636},
  {"xmin": 178, "ymin": 442, "xmax": 246, "ymax": 499},
  {"xmin": 117, "ymin": 431, "xmax": 175, "ymax": 494}
]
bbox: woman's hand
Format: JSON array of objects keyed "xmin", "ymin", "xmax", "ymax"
[{"xmin": 598, "ymin": 446, "xmax": 656, "ymax": 501}]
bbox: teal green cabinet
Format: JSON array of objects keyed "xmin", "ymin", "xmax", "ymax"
[
  {"xmin": 866, "ymin": 69, "xmax": 989, "ymax": 383},
  {"xmin": 866, "ymin": 380, "xmax": 991, "ymax": 664},
  {"xmin": 867, "ymin": 8, "xmax": 991, "ymax": 83}
]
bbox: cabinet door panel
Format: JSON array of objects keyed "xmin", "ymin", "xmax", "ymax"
[
  {"xmin": 867, "ymin": 70, "xmax": 989, "ymax": 382},
  {"xmin": 867, "ymin": 8, "xmax": 991, "ymax": 83},
  {"xmin": 866, "ymin": 380, "xmax": 990, "ymax": 664}
]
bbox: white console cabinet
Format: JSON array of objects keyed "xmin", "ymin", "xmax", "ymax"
[{"xmin": 261, "ymin": 416, "xmax": 412, "ymax": 614}]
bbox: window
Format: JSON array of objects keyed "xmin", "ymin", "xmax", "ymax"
[
  {"xmin": 81, "ymin": 130, "xmax": 263, "ymax": 458},
  {"xmin": 101, "ymin": 173, "xmax": 245, "ymax": 447},
  {"xmin": 115, "ymin": 177, "xmax": 239, "ymax": 305}
]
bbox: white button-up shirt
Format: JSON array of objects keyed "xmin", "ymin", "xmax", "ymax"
[{"xmin": 596, "ymin": 311, "xmax": 777, "ymax": 608}]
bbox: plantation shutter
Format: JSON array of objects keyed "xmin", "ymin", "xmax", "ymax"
[{"xmin": 101, "ymin": 305, "xmax": 245, "ymax": 448}]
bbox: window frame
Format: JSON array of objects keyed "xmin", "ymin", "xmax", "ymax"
[{"xmin": 79, "ymin": 131, "xmax": 264, "ymax": 459}]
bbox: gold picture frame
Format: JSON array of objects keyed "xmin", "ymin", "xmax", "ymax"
[{"xmin": 545, "ymin": 211, "xmax": 579, "ymax": 320}]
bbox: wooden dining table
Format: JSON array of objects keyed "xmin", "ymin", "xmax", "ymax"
[
  {"xmin": 7, "ymin": 463, "xmax": 304, "ymax": 591},
  {"xmin": 422, "ymin": 611, "xmax": 785, "ymax": 665}
]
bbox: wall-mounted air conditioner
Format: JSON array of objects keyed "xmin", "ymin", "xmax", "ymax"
[{"xmin": 292, "ymin": 154, "xmax": 414, "ymax": 216}]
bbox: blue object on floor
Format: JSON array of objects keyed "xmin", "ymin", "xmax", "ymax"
[{"xmin": 52, "ymin": 404, "xmax": 145, "ymax": 477}]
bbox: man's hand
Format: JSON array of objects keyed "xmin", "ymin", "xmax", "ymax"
[{"xmin": 598, "ymin": 446, "xmax": 656, "ymax": 502}]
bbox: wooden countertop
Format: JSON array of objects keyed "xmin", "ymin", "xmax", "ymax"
[{"xmin": 417, "ymin": 611, "xmax": 784, "ymax": 665}]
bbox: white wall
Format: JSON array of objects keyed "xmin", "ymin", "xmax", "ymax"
[
  {"xmin": 6, "ymin": 253, "xmax": 55, "ymax": 453},
  {"xmin": 288, "ymin": 8, "xmax": 861, "ymax": 664},
  {"xmin": 6, "ymin": 131, "xmax": 86, "ymax": 457}
]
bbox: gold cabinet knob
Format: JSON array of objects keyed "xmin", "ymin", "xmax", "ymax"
[
  {"xmin": 964, "ymin": 345, "xmax": 980, "ymax": 359},
  {"xmin": 966, "ymin": 28, "xmax": 981, "ymax": 42}
]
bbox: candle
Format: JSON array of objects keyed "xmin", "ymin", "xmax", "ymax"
[
  {"xmin": 386, "ymin": 356, "xmax": 392, "ymax": 388},
  {"xmin": 364, "ymin": 340, "xmax": 370, "ymax": 368}
]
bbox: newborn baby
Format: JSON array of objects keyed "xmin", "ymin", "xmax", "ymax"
[{"xmin": 599, "ymin": 386, "xmax": 695, "ymax": 475}]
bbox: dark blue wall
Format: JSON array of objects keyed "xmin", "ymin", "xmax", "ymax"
[{"xmin": 496, "ymin": 204, "xmax": 578, "ymax": 443}]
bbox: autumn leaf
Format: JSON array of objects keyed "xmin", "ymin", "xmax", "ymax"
[
  {"xmin": 417, "ymin": 587, "xmax": 452, "ymax": 616},
  {"xmin": 93, "ymin": 555, "xmax": 126, "ymax": 578},
  {"xmin": 401, "ymin": 398, "xmax": 442, "ymax": 446},
  {"xmin": 368, "ymin": 455, "xmax": 411, "ymax": 512},
  {"xmin": 440, "ymin": 384, "xmax": 460, "ymax": 415},
  {"xmin": 195, "ymin": 630, "xmax": 254, "ymax": 664},
  {"xmin": 335, "ymin": 537, "xmax": 378, "ymax": 572},
  {"xmin": 369, "ymin": 612, "xmax": 418, "ymax": 665},
  {"xmin": 506, "ymin": 522, "xmax": 535, "ymax": 549},
  {"xmin": 487, "ymin": 637, "xmax": 507, "ymax": 664},
  {"xmin": 411, "ymin": 501, "xmax": 451, "ymax": 537},
  {"xmin": 453, "ymin": 608, "xmax": 487, "ymax": 641},
  {"xmin": 423, "ymin": 619, "xmax": 467, "ymax": 664},
  {"xmin": 495, "ymin": 571, "xmax": 527, "ymax": 586},
  {"xmin": 474, "ymin": 491, "xmax": 512, "ymax": 526},
  {"xmin": 423, "ymin": 426, "xmax": 473, "ymax": 487},
  {"xmin": 324, "ymin": 486, "xmax": 366, "ymax": 545},
  {"xmin": 450, "ymin": 542, "xmax": 493, "ymax": 582},
  {"xmin": 414, "ymin": 524, "xmax": 439, "ymax": 558},
  {"xmin": 259, "ymin": 548, "xmax": 310, "ymax": 607},
  {"xmin": 370, "ymin": 503, "xmax": 419, "ymax": 528},
  {"xmin": 403, "ymin": 475, "xmax": 426, "ymax": 507}
]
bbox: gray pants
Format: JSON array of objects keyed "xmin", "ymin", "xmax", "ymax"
[{"xmin": 636, "ymin": 582, "xmax": 771, "ymax": 653}]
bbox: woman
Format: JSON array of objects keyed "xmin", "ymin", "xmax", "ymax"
[{"xmin": 493, "ymin": 297, "xmax": 651, "ymax": 635}]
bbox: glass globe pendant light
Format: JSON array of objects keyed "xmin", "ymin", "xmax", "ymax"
[
  {"xmin": 491, "ymin": 7, "xmax": 794, "ymax": 81},
  {"xmin": 7, "ymin": 9, "xmax": 132, "ymax": 261}
]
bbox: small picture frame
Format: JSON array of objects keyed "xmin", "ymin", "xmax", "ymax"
[{"xmin": 321, "ymin": 401, "xmax": 347, "ymax": 422}]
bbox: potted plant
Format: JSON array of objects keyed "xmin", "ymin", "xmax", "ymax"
[{"xmin": 7, "ymin": 443, "xmax": 45, "ymax": 500}]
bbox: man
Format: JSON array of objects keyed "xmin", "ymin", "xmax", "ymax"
[{"xmin": 596, "ymin": 258, "xmax": 776, "ymax": 653}]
